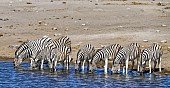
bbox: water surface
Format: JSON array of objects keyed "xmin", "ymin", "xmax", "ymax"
[{"xmin": 0, "ymin": 61, "xmax": 170, "ymax": 88}]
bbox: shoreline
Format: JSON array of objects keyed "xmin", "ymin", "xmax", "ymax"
[{"xmin": 1, "ymin": 55, "xmax": 170, "ymax": 76}]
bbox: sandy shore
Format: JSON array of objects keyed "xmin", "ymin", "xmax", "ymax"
[{"xmin": 0, "ymin": 0, "xmax": 170, "ymax": 74}]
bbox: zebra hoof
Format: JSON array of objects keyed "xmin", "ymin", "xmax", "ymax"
[
  {"xmin": 88, "ymin": 70, "xmax": 93, "ymax": 74},
  {"xmin": 75, "ymin": 69, "xmax": 79, "ymax": 72},
  {"xmin": 50, "ymin": 68, "xmax": 55, "ymax": 73},
  {"xmin": 111, "ymin": 72, "xmax": 113, "ymax": 75}
]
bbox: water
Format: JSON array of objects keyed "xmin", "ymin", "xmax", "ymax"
[{"xmin": 0, "ymin": 61, "xmax": 170, "ymax": 88}]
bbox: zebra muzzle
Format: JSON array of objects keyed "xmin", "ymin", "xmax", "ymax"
[{"xmin": 50, "ymin": 68, "xmax": 55, "ymax": 72}]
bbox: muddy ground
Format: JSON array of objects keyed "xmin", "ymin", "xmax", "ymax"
[{"xmin": 0, "ymin": 0, "xmax": 170, "ymax": 75}]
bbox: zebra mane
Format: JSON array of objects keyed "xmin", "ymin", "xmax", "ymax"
[{"xmin": 15, "ymin": 42, "xmax": 29, "ymax": 57}]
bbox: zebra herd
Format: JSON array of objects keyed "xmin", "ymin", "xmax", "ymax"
[
  {"xmin": 14, "ymin": 36, "xmax": 71, "ymax": 72},
  {"xmin": 13, "ymin": 36, "xmax": 163, "ymax": 74}
]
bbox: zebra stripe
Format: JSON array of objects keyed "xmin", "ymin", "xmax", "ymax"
[
  {"xmin": 75, "ymin": 44, "xmax": 95, "ymax": 72},
  {"xmin": 112, "ymin": 43, "xmax": 140, "ymax": 74},
  {"xmin": 89, "ymin": 44, "xmax": 122, "ymax": 74},
  {"xmin": 139, "ymin": 43, "xmax": 162, "ymax": 73}
]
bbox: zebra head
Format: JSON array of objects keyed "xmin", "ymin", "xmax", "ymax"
[
  {"xmin": 31, "ymin": 59, "xmax": 38, "ymax": 68},
  {"xmin": 75, "ymin": 49, "xmax": 82, "ymax": 71},
  {"xmin": 14, "ymin": 49, "xmax": 29, "ymax": 68},
  {"xmin": 111, "ymin": 64, "xmax": 119, "ymax": 74},
  {"xmin": 138, "ymin": 49, "xmax": 147, "ymax": 73},
  {"xmin": 48, "ymin": 54, "xmax": 55, "ymax": 72},
  {"xmin": 89, "ymin": 61, "xmax": 96, "ymax": 73},
  {"xmin": 75, "ymin": 60, "xmax": 80, "ymax": 72},
  {"xmin": 49, "ymin": 60, "xmax": 55, "ymax": 72},
  {"xmin": 13, "ymin": 57, "xmax": 22, "ymax": 68}
]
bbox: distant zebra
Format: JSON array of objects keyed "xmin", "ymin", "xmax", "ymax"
[
  {"xmin": 139, "ymin": 43, "xmax": 163, "ymax": 73},
  {"xmin": 111, "ymin": 43, "xmax": 140, "ymax": 74},
  {"xmin": 75, "ymin": 44, "xmax": 95, "ymax": 72},
  {"xmin": 14, "ymin": 36, "xmax": 52, "ymax": 68},
  {"xmin": 89, "ymin": 44, "xmax": 122, "ymax": 74}
]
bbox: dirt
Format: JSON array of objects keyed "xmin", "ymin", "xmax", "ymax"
[{"xmin": 0, "ymin": 0, "xmax": 170, "ymax": 75}]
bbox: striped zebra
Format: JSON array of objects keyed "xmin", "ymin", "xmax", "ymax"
[
  {"xmin": 139, "ymin": 43, "xmax": 163, "ymax": 73},
  {"xmin": 32, "ymin": 47, "xmax": 52, "ymax": 70},
  {"xmin": 53, "ymin": 36, "xmax": 72, "ymax": 70},
  {"xmin": 75, "ymin": 44, "xmax": 95, "ymax": 72},
  {"xmin": 50, "ymin": 45, "xmax": 71, "ymax": 72},
  {"xmin": 14, "ymin": 36, "xmax": 52, "ymax": 68},
  {"xmin": 89, "ymin": 44, "xmax": 122, "ymax": 74},
  {"xmin": 111, "ymin": 43, "xmax": 140, "ymax": 74},
  {"xmin": 14, "ymin": 42, "xmax": 31, "ymax": 67}
]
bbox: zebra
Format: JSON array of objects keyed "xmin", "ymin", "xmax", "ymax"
[
  {"xmin": 49, "ymin": 45, "xmax": 71, "ymax": 72},
  {"xmin": 89, "ymin": 44, "xmax": 122, "ymax": 74},
  {"xmin": 111, "ymin": 43, "xmax": 140, "ymax": 74},
  {"xmin": 75, "ymin": 44, "xmax": 95, "ymax": 72},
  {"xmin": 32, "ymin": 47, "xmax": 52, "ymax": 70},
  {"xmin": 14, "ymin": 42, "xmax": 32, "ymax": 68},
  {"xmin": 14, "ymin": 36, "xmax": 53, "ymax": 68},
  {"xmin": 139, "ymin": 43, "xmax": 163, "ymax": 73},
  {"xmin": 51, "ymin": 36, "xmax": 72, "ymax": 70}
]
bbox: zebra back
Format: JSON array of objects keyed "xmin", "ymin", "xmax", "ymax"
[
  {"xmin": 114, "ymin": 43, "xmax": 140, "ymax": 64},
  {"xmin": 53, "ymin": 36, "xmax": 71, "ymax": 49},
  {"xmin": 92, "ymin": 44, "xmax": 122, "ymax": 64},
  {"xmin": 104, "ymin": 44, "xmax": 122, "ymax": 60}
]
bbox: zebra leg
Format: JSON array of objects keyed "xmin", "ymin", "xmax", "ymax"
[
  {"xmin": 104, "ymin": 58, "xmax": 108, "ymax": 74},
  {"xmin": 87, "ymin": 60, "xmax": 89, "ymax": 71},
  {"xmin": 137, "ymin": 63, "xmax": 140, "ymax": 72},
  {"xmin": 131, "ymin": 60, "xmax": 134, "ymax": 71},
  {"xmin": 82, "ymin": 60, "xmax": 86, "ymax": 72},
  {"xmin": 149, "ymin": 59, "xmax": 152, "ymax": 73},
  {"xmin": 153, "ymin": 61, "xmax": 157, "ymax": 72},
  {"xmin": 118, "ymin": 64, "xmax": 120, "ymax": 73},
  {"xmin": 126, "ymin": 59, "xmax": 129, "ymax": 74},
  {"xmin": 123, "ymin": 65, "xmax": 125, "ymax": 74},
  {"xmin": 158, "ymin": 57, "xmax": 162, "ymax": 72},
  {"xmin": 54, "ymin": 60, "xmax": 58, "ymax": 72},
  {"xmin": 137, "ymin": 58, "xmax": 139, "ymax": 72},
  {"xmin": 40, "ymin": 59, "xmax": 44, "ymax": 70},
  {"xmin": 62, "ymin": 61, "xmax": 65, "ymax": 70},
  {"xmin": 30, "ymin": 58, "xmax": 33, "ymax": 68},
  {"xmin": 66, "ymin": 56, "xmax": 69, "ymax": 70}
]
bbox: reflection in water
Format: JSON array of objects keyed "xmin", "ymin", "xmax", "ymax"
[{"xmin": 0, "ymin": 61, "xmax": 170, "ymax": 87}]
